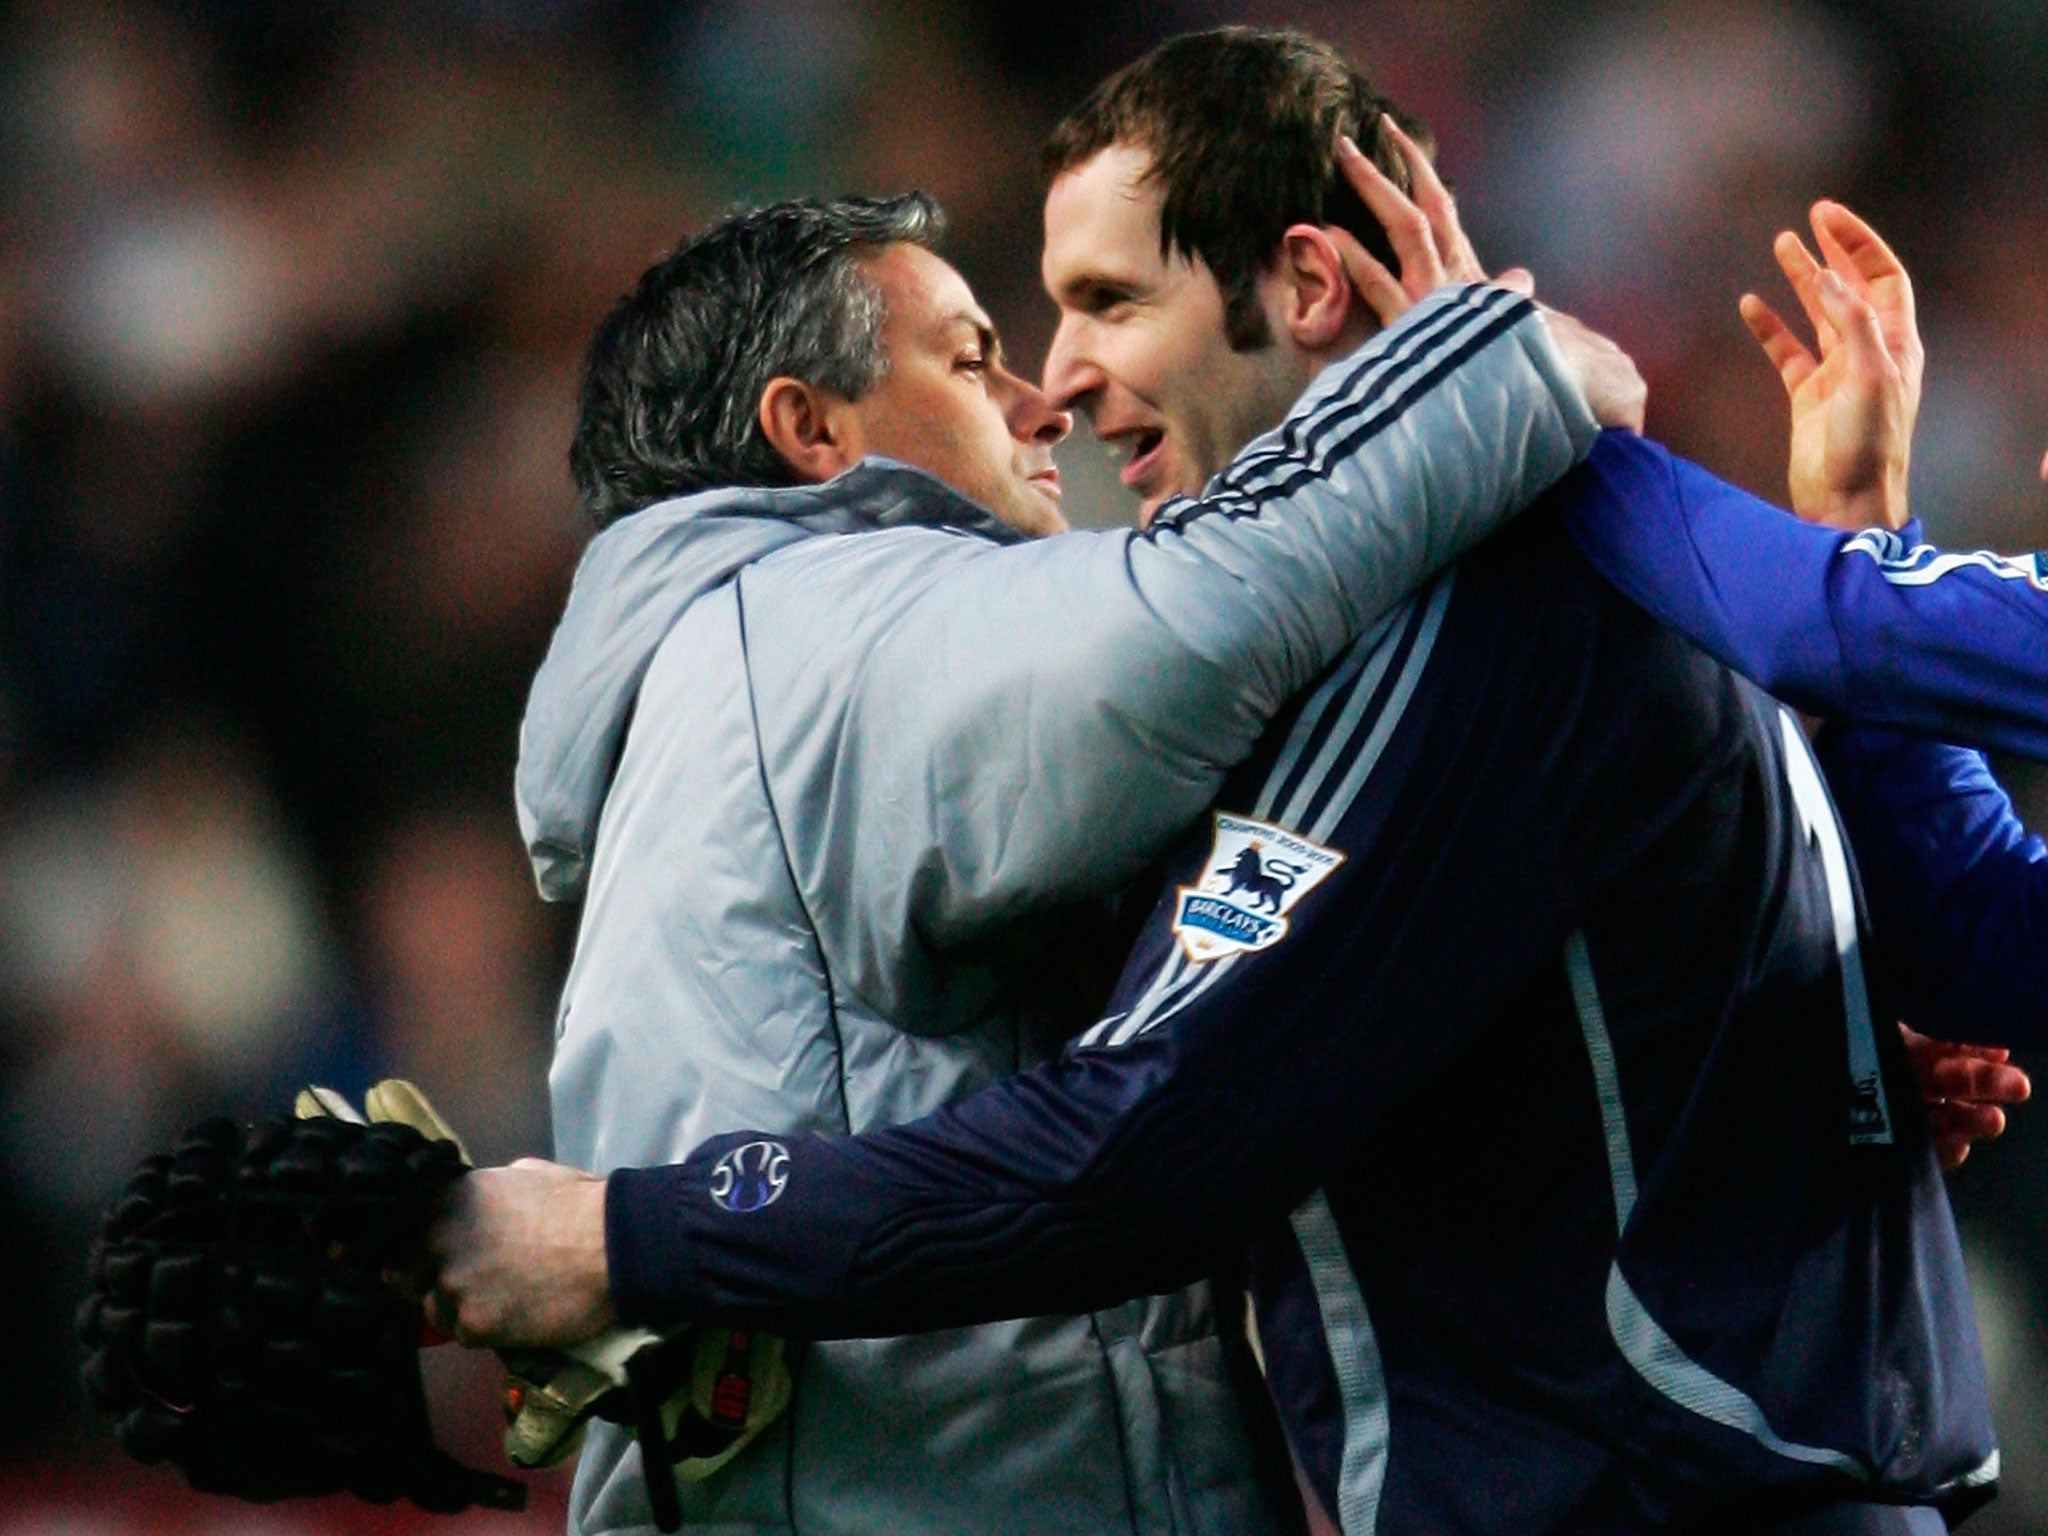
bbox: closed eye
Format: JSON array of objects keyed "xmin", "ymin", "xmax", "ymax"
[
  {"xmin": 1073, "ymin": 280, "xmax": 1139, "ymax": 319},
  {"xmin": 954, "ymin": 320, "xmax": 1001, "ymax": 375}
]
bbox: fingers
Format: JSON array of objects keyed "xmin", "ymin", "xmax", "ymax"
[
  {"xmin": 1901, "ymin": 1024, "xmax": 2030, "ymax": 1101},
  {"xmin": 1771, "ymin": 229, "xmax": 1839, "ymax": 356},
  {"xmin": 1923, "ymin": 1055, "xmax": 2032, "ymax": 1106},
  {"xmin": 1378, "ymin": 115, "xmax": 1485, "ymax": 283},
  {"xmin": 1809, "ymin": 210, "xmax": 1871, "ymax": 304},
  {"xmin": 1739, "ymin": 292, "xmax": 1818, "ymax": 394},
  {"xmin": 1809, "ymin": 199, "xmax": 1924, "ymax": 398},
  {"xmin": 1931, "ymin": 1100, "xmax": 2008, "ymax": 1168},
  {"xmin": 1811, "ymin": 268, "xmax": 1892, "ymax": 376},
  {"xmin": 1904, "ymin": 1027, "xmax": 2030, "ymax": 1173},
  {"xmin": 1327, "ymin": 226, "xmax": 1417, "ymax": 327},
  {"xmin": 1759, "ymin": 206, "xmax": 1919, "ymax": 387},
  {"xmin": 1808, "ymin": 200, "xmax": 1909, "ymax": 294},
  {"xmin": 1931, "ymin": 1039, "xmax": 2012, "ymax": 1063},
  {"xmin": 2039, "ymin": 439, "xmax": 2048, "ymax": 483},
  {"xmin": 1336, "ymin": 132, "xmax": 1444, "ymax": 296},
  {"xmin": 1495, "ymin": 266, "xmax": 1536, "ymax": 297}
]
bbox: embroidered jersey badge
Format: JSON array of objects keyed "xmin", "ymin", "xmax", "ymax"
[
  {"xmin": 709, "ymin": 1140, "xmax": 791, "ymax": 1213},
  {"xmin": 1171, "ymin": 812, "xmax": 1345, "ymax": 962}
]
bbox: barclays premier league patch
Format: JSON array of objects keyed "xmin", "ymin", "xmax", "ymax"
[{"xmin": 1171, "ymin": 812, "xmax": 1345, "ymax": 963}]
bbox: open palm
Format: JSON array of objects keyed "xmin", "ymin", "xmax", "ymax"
[{"xmin": 1740, "ymin": 201, "xmax": 1923, "ymax": 531}]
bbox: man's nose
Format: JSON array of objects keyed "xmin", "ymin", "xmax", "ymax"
[
  {"xmin": 1002, "ymin": 368, "xmax": 1071, "ymax": 446},
  {"xmin": 1040, "ymin": 317, "xmax": 1103, "ymax": 413}
]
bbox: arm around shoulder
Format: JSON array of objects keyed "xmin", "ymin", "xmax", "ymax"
[
  {"xmin": 853, "ymin": 285, "xmax": 1602, "ymax": 950},
  {"xmin": 1568, "ymin": 436, "xmax": 2048, "ymax": 760}
]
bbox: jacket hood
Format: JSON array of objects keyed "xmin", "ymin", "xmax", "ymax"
[{"xmin": 516, "ymin": 457, "xmax": 1020, "ymax": 901}]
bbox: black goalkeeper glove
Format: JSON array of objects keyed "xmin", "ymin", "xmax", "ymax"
[{"xmin": 78, "ymin": 1110, "xmax": 525, "ymax": 1515}]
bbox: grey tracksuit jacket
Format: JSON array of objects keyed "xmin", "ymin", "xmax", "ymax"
[{"xmin": 515, "ymin": 285, "xmax": 1598, "ymax": 1536}]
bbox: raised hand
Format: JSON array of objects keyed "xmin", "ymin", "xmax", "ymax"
[
  {"xmin": 1327, "ymin": 118, "xmax": 1642, "ymax": 431},
  {"xmin": 1740, "ymin": 201, "xmax": 1924, "ymax": 531}
]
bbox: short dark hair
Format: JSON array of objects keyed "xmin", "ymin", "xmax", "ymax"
[
  {"xmin": 1043, "ymin": 27, "xmax": 1428, "ymax": 351},
  {"xmin": 570, "ymin": 192, "xmax": 946, "ymax": 526}
]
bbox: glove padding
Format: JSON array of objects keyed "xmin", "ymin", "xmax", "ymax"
[
  {"xmin": 293, "ymin": 1077, "xmax": 793, "ymax": 1525},
  {"xmin": 78, "ymin": 1111, "xmax": 525, "ymax": 1515}
]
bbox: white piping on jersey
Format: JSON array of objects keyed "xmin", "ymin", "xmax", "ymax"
[
  {"xmin": 1298, "ymin": 578, "xmax": 1453, "ymax": 845},
  {"xmin": 1843, "ymin": 530, "xmax": 2048, "ymax": 592},
  {"xmin": 1291, "ymin": 1192, "xmax": 1390, "ymax": 1536},
  {"xmin": 1776, "ymin": 711, "xmax": 1892, "ymax": 1145},
  {"xmin": 1260, "ymin": 609, "xmax": 1406, "ymax": 825},
  {"xmin": 1564, "ymin": 931, "xmax": 1870, "ymax": 1479},
  {"xmin": 1956, "ymin": 1451, "xmax": 2001, "ymax": 1490},
  {"xmin": 1564, "ymin": 932, "xmax": 1639, "ymax": 1227},
  {"xmin": 1080, "ymin": 576, "xmax": 1454, "ymax": 1052}
]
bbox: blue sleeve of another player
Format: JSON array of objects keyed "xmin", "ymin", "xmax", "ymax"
[
  {"xmin": 1816, "ymin": 725, "xmax": 2048, "ymax": 1047},
  {"xmin": 1567, "ymin": 432, "xmax": 2048, "ymax": 760}
]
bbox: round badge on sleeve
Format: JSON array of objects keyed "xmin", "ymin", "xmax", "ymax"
[{"xmin": 709, "ymin": 1140, "xmax": 791, "ymax": 1213}]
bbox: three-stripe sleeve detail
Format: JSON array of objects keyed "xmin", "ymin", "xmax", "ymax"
[
  {"xmin": 1076, "ymin": 575, "xmax": 1451, "ymax": 1053},
  {"xmin": 1843, "ymin": 530, "xmax": 2048, "ymax": 592},
  {"xmin": 1147, "ymin": 286, "xmax": 1536, "ymax": 536}
]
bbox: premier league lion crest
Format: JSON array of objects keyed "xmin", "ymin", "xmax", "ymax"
[{"xmin": 1171, "ymin": 812, "xmax": 1345, "ymax": 962}]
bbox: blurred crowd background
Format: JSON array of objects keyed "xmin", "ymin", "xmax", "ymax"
[{"xmin": 0, "ymin": 0, "xmax": 2043, "ymax": 1530}]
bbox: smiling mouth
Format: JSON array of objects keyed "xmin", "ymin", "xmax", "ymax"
[{"xmin": 1119, "ymin": 429, "xmax": 1166, "ymax": 489}]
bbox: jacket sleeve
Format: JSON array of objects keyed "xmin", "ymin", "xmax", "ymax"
[
  {"xmin": 805, "ymin": 284, "xmax": 1595, "ymax": 1010},
  {"xmin": 1816, "ymin": 725, "xmax": 2048, "ymax": 1046},
  {"xmin": 1566, "ymin": 432, "xmax": 2048, "ymax": 760}
]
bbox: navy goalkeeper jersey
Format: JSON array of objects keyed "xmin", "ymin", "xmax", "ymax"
[{"xmin": 610, "ymin": 441, "xmax": 2000, "ymax": 1534}]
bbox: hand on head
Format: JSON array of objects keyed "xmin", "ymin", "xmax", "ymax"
[
  {"xmin": 1740, "ymin": 201, "xmax": 1922, "ymax": 531},
  {"xmin": 1329, "ymin": 116, "xmax": 1643, "ymax": 434},
  {"xmin": 1327, "ymin": 118, "xmax": 1505, "ymax": 317}
]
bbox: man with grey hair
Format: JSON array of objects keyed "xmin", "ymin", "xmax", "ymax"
[
  {"xmin": 565, "ymin": 194, "xmax": 1077, "ymax": 534},
  {"xmin": 506, "ymin": 177, "xmax": 1624, "ymax": 1535}
]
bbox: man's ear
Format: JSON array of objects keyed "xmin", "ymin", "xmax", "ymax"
[
  {"xmin": 1271, "ymin": 223, "xmax": 1359, "ymax": 351},
  {"xmin": 757, "ymin": 377, "xmax": 862, "ymax": 484}
]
